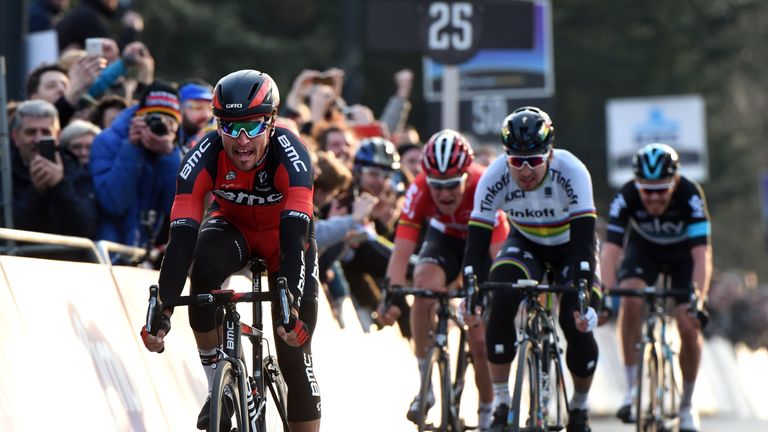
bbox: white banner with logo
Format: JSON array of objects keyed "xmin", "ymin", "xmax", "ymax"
[{"xmin": 605, "ymin": 94, "xmax": 708, "ymax": 187}]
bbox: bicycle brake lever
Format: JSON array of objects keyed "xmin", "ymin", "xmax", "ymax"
[
  {"xmin": 276, "ymin": 277, "xmax": 291, "ymax": 326},
  {"xmin": 146, "ymin": 285, "xmax": 162, "ymax": 336}
]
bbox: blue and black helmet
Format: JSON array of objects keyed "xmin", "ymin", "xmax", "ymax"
[
  {"xmin": 500, "ymin": 106, "xmax": 554, "ymax": 155},
  {"xmin": 353, "ymin": 137, "xmax": 401, "ymax": 171},
  {"xmin": 632, "ymin": 143, "xmax": 680, "ymax": 180}
]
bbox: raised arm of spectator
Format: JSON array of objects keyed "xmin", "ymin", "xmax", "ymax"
[
  {"xmin": 379, "ymin": 69, "xmax": 413, "ymax": 138},
  {"xmin": 284, "ymin": 69, "xmax": 320, "ymax": 122}
]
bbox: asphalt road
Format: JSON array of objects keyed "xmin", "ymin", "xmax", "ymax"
[{"xmin": 590, "ymin": 415, "xmax": 768, "ymax": 432}]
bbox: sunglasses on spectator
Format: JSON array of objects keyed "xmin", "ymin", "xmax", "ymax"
[
  {"xmin": 219, "ymin": 119, "xmax": 269, "ymax": 139},
  {"xmin": 360, "ymin": 166, "xmax": 393, "ymax": 179},
  {"xmin": 507, "ymin": 150, "xmax": 550, "ymax": 170},
  {"xmin": 635, "ymin": 180, "xmax": 675, "ymax": 195},
  {"xmin": 426, "ymin": 173, "xmax": 467, "ymax": 190}
]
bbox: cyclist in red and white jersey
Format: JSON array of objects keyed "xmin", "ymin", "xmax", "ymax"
[
  {"xmin": 140, "ymin": 70, "xmax": 321, "ymax": 432},
  {"xmin": 377, "ymin": 129, "xmax": 509, "ymax": 429}
]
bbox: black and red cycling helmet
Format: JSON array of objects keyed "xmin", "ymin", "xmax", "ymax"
[
  {"xmin": 212, "ymin": 70, "xmax": 280, "ymax": 121},
  {"xmin": 422, "ymin": 129, "xmax": 474, "ymax": 177}
]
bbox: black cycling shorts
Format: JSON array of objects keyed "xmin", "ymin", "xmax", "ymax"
[
  {"xmin": 416, "ymin": 226, "xmax": 466, "ymax": 283},
  {"xmin": 187, "ymin": 215, "xmax": 321, "ymax": 421},
  {"xmin": 618, "ymin": 239, "xmax": 694, "ymax": 304}
]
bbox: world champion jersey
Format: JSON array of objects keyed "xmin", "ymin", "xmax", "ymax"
[
  {"xmin": 469, "ymin": 149, "xmax": 597, "ymax": 246},
  {"xmin": 605, "ymin": 176, "xmax": 710, "ymax": 248},
  {"xmin": 395, "ymin": 163, "xmax": 508, "ymax": 243}
]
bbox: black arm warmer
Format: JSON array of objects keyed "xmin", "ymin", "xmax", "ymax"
[
  {"xmin": 158, "ymin": 224, "xmax": 199, "ymax": 307},
  {"xmin": 569, "ymin": 216, "xmax": 600, "ymax": 307},
  {"xmin": 462, "ymin": 224, "xmax": 494, "ymax": 284},
  {"xmin": 280, "ymin": 213, "xmax": 311, "ymax": 307}
]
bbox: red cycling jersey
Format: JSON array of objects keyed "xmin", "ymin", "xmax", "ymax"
[
  {"xmin": 159, "ymin": 126, "xmax": 314, "ymax": 303},
  {"xmin": 396, "ymin": 162, "xmax": 509, "ymax": 243}
]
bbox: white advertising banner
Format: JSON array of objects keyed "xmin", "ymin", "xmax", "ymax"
[{"xmin": 606, "ymin": 94, "xmax": 708, "ymax": 187}]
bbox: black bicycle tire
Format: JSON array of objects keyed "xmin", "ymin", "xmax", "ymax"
[
  {"xmin": 636, "ymin": 343, "xmax": 659, "ymax": 432},
  {"xmin": 210, "ymin": 359, "xmax": 245, "ymax": 432},
  {"xmin": 417, "ymin": 346, "xmax": 440, "ymax": 432},
  {"xmin": 659, "ymin": 344, "xmax": 678, "ymax": 429},
  {"xmin": 544, "ymin": 343, "xmax": 569, "ymax": 431},
  {"xmin": 452, "ymin": 327, "xmax": 470, "ymax": 425},
  {"xmin": 438, "ymin": 353, "xmax": 455, "ymax": 431},
  {"xmin": 510, "ymin": 340, "xmax": 540, "ymax": 432},
  {"xmin": 263, "ymin": 355, "xmax": 290, "ymax": 432}
]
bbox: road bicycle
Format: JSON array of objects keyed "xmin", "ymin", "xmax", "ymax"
[
  {"xmin": 607, "ymin": 275, "xmax": 701, "ymax": 432},
  {"xmin": 471, "ymin": 271, "xmax": 588, "ymax": 432},
  {"xmin": 147, "ymin": 259, "xmax": 290, "ymax": 432},
  {"xmin": 382, "ymin": 283, "xmax": 475, "ymax": 432}
]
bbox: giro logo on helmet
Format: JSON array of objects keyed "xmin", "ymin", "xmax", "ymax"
[{"xmin": 225, "ymin": 103, "xmax": 243, "ymax": 109}]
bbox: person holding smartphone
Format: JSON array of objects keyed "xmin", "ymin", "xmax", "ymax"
[{"xmin": 8, "ymin": 100, "xmax": 98, "ymax": 241}]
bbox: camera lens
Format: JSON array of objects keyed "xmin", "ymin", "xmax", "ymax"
[{"xmin": 145, "ymin": 114, "xmax": 169, "ymax": 136}]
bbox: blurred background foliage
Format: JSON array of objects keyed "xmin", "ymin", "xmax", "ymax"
[{"xmin": 135, "ymin": 0, "xmax": 768, "ymax": 279}]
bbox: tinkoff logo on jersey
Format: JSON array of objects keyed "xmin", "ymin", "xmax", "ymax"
[
  {"xmin": 550, "ymin": 168, "xmax": 579, "ymax": 205},
  {"xmin": 510, "ymin": 207, "xmax": 556, "ymax": 219},
  {"xmin": 480, "ymin": 173, "xmax": 511, "ymax": 212}
]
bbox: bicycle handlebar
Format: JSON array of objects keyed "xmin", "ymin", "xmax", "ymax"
[
  {"xmin": 385, "ymin": 285, "xmax": 468, "ymax": 300},
  {"xmin": 146, "ymin": 279, "xmax": 291, "ymax": 331},
  {"xmin": 605, "ymin": 287, "xmax": 692, "ymax": 299}
]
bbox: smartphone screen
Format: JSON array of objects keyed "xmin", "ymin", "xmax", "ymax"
[
  {"xmin": 38, "ymin": 138, "xmax": 57, "ymax": 161},
  {"xmin": 85, "ymin": 38, "xmax": 104, "ymax": 57}
]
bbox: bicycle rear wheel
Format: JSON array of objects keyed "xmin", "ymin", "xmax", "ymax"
[
  {"xmin": 510, "ymin": 340, "xmax": 540, "ymax": 432},
  {"xmin": 210, "ymin": 359, "xmax": 245, "ymax": 432},
  {"xmin": 636, "ymin": 342, "xmax": 659, "ymax": 432},
  {"xmin": 261, "ymin": 355, "xmax": 290, "ymax": 432},
  {"xmin": 541, "ymin": 341, "xmax": 568, "ymax": 431}
]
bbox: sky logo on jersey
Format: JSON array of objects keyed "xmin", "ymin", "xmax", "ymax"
[
  {"xmin": 180, "ymin": 139, "xmax": 212, "ymax": 179},
  {"xmin": 278, "ymin": 135, "xmax": 308, "ymax": 173}
]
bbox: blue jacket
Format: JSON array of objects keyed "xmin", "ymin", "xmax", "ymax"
[{"xmin": 90, "ymin": 105, "xmax": 182, "ymax": 247}]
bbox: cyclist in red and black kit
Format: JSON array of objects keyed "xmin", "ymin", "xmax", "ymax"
[
  {"xmin": 140, "ymin": 70, "xmax": 321, "ymax": 432},
  {"xmin": 377, "ymin": 130, "xmax": 509, "ymax": 429}
]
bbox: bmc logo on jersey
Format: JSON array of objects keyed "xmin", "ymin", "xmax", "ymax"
[
  {"xmin": 214, "ymin": 190, "xmax": 282, "ymax": 206},
  {"xmin": 180, "ymin": 139, "xmax": 212, "ymax": 180},
  {"xmin": 225, "ymin": 103, "xmax": 243, "ymax": 109},
  {"xmin": 278, "ymin": 135, "xmax": 308, "ymax": 173}
]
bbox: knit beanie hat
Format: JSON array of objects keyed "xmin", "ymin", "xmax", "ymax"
[
  {"xmin": 136, "ymin": 81, "xmax": 181, "ymax": 123},
  {"xmin": 179, "ymin": 83, "xmax": 213, "ymax": 104}
]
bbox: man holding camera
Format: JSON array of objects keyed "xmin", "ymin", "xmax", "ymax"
[
  {"xmin": 8, "ymin": 99, "xmax": 98, "ymax": 241},
  {"xmin": 90, "ymin": 80, "xmax": 182, "ymax": 253}
]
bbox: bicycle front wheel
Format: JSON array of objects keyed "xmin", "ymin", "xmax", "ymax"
[
  {"xmin": 210, "ymin": 359, "xmax": 246, "ymax": 432},
  {"xmin": 659, "ymin": 344, "xmax": 679, "ymax": 430},
  {"xmin": 416, "ymin": 346, "xmax": 440, "ymax": 432},
  {"xmin": 510, "ymin": 340, "xmax": 540, "ymax": 432},
  {"xmin": 261, "ymin": 355, "xmax": 290, "ymax": 432},
  {"xmin": 542, "ymin": 341, "xmax": 568, "ymax": 431},
  {"xmin": 636, "ymin": 342, "xmax": 659, "ymax": 432}
]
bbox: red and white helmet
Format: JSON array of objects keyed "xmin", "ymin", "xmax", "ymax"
[{"xmin": 422, "ymin": 129, "xmax": 474, "ymax": 177}]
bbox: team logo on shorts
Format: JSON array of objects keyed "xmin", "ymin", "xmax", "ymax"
[{"xmin": 225, "ymin": 171, "xmax": 236, "ymax": 181}]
